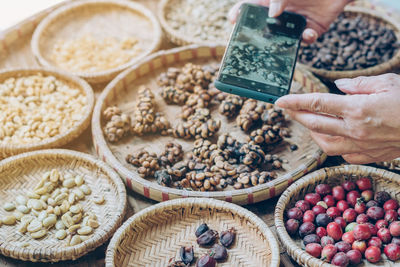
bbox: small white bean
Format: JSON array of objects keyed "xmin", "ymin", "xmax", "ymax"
[
  {"xmin": 55, "ymin": 220, "xmax": 65, "ymax": 230},
  {"xmin": 4, "ymin": 202, "xmax": 15, "ymax": 211},
  {"xmin": 69, "ymin": 235, "xmax": 82, "ymax": 246},
  {"xmin": 3, "ymin": 215, "xmax": 16, "ymax": 225},
  {"xmin": 16, "ymin": 196, "xmax": 27, "ymax": 205},
  {"xmin": 63, "ymin": 179, "xmax": 75, "ymax": 188},
  {"xmin": 27, "ymin": 219, "xmax": 42, "ymax": 232},
  {"xmin": 77, "ymin": 226, "xmax": 93, "ymax": 235},
  {"xmin": 75, "ymin": 175, "xmax": 84, "ymax": 186},
  {"xmin": 55, "ymin": 229, "xmax": 67, "ymax": 240},
  {"xmin": 17, "ymin": 205, "xmax": 30, "ymax": 214},
  {"xmin": 80, "ymin": 185, "xmax": 91, "ymax": 195},
  {"xmin": 31, "ymin": 229, "xmax": 47, "ymax": 239}
]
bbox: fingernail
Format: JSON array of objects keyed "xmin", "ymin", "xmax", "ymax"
[
  {"xmin": 304, "ymin": 29, "xmax": 316, "ymax": 39},
  {"xmin": 334, "ymin": 79, "xmax": 352, "ymax": 88},
  {"xmin": 275, "ymin": 98, "xmax": 287, "ymax": 108},
  {"xmin": 269, "ymin": 3, "xmax": 280, "ymax": 17}
]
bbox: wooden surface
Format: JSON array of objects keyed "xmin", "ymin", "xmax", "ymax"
[{"xmin": 0, "ymin": 0, "xmax": 399, "ymax": 266}]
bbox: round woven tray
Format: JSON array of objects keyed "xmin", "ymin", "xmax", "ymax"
[
  {"xmin": 0, "ymin": 68, "xmax": 94, "ymax": 159},
  {"xmin": 0, "ymin": 149, "xmax": 127, "ymax": 262},
  {"xmin": 158, "ymin": 0, "xmax": 235, "ymax": 46},
  {"xmin": 275, "ymin": 165, "xmax": 400, "ymax": 267},
  {"xmin": 31, "ymin": 0, "xmax": 162, "ymax": 84},
  {"xmin": 92, "ymin": 44, "xmax": 328, "ymax": 205},
  {"xmin": 105, "ymin": 197, "xmax": 280, "ymax": 267},
  {"xmin": 376, "ymin": 158, "xmax": 400, "ymax": 171},
  {"xmin": 303, "ymin": 6, "xmax": 400, "ymax": 81}
]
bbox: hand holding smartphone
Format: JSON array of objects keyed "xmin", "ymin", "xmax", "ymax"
[{"xmin": 215, "ymin": 4, "xmax": 306, "ymax": 103}]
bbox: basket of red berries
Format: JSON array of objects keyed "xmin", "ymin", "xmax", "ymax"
[{"xmin": 275, "ymin": 165, "xmax": 400, "ymax": 266}]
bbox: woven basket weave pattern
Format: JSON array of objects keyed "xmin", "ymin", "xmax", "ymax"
[
  {"xmin": 0, "ymin": 149, "xmax": 127, "ymax": 262},
  {"xmin": 106, "ymin": 198, "xmax": 280, "ymax": 267}
]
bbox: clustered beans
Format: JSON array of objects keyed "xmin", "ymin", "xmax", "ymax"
[
  {"xmin": 217, "ymin": 93, "xmax": 245, "ymax": 117},
  {"xmin": 0, "ymin": 74, "xmax": 88, "ymax": 144},
  {"xmin": 1, "ymin": 169, "xmax": 102, "ymax": 246},
  {"xmin": 158, "ymin": 142, "xmax": 184, "ymax": 167},
  {"xmin": 168, "ymin": 223, "xmax": 236, "ymax": 267},
  {"xmin": 103, "ymin": 106, "xmax": 131, "ymax": 142},
  {"xmin": 164, "ymin": 0, "xmax": 237, "ymax": 43},
  {"xmin": 132, "ymin": 86, "xmax": 170, "ymax": 136},
  {"xmin": 236, "ymin": 99, "xmax": 267, "ymax": 132},
  {"xmin": 248, "ymin": 124, "xmax": 284, "ymax": 146},
  {"xmin": 299, "ymin": 14, "xmax": 400, "ymax": 71},
  {"xmin": 126, "ymin": 150, "xmax": 160, "ymax": 178}
]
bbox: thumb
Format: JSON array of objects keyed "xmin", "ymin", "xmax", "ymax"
[
  {"xmin": 334, "ymin": 76, "xmax": 378, "ymax": 95},
  {"xmin": 228, "ymin": 0, "xmax": 270, "ymax": 23},
  {"xmin": 269, "ymin": 0, "xmax": 287, "ymax": 17}
]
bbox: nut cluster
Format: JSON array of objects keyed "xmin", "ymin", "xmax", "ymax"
[
  {"xmin": 299, "ymin": 14, "xmax": 400, "ymax": 71},
  {"xmin": 2, "ymin": 169, "xmax": 102, "ymax": 246},
  {"xmin": 0, "ymin": 74, "xmax": 87, "ymax": 144},
  {"xmin": 52, "ymin": 35, "xmax": 141, "ymax": 73},
  {"xmin": 158, "ymin": 142, "xmax": 184, "ymax": 167},
  {"xmin": 218, "ymin": 93, "xmax": 245, "ymax": 117},
  {"xmin": 234, "ymin": 170, "xmax": 276, "ymax": 189},
  {"xmin": 248, "ymin": 124, "xmax": 283, "ymax": 146},
  {"xmin": 165, "ymin": 0, "xmax": 237, "ymax": 43},
  {"xmin": 132, "ymin": 86, "xmax": 170, "ymax": 136},
  {"xmin": 236, "ymin": 99, "xmax": 266, "ymax": 132},
  {"xmin": 126, "ymin": 150, "xmax": 160, "ymax": 178},
  {"xmin": 103, "ymin": 106, "xmax": 131, "ymax": 142},
  {"xmin": 170, "ymin": 108, "xmax": 221, "ymax": 139}
]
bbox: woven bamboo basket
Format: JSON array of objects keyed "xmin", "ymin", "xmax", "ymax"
[
  {"xmin": 31, "ymin": 0, "xmax": 162, "ymax": 84},
  {"xmin": 92, "ymin": 44, "xmax": 328, "ymax": 205},
  {"xmin": 376, "ymin": 158, "xmax": 400, "ymax": 171},
  {"xmin": 275, "ymin": 165, "xmax": 400, "ymax": 267},
  {"xmin": 0, "ymin": 149, "xmax": 127, "ymax": 262},
  {"xmin": 303, "ymin": 6, "xmax": 400, "ymax": 81},
  {"xmin": 0, "ymin": 68, "xmax": 94, "ymax": 159},
  {"xmin": 158, "ymin": 0, "xmax": 234, "ymax": 46},
  {"xmin": 105, "ymin": 197, "xmax": 280, "ymax": 267}
]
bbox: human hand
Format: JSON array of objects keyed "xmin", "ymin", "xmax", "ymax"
[
  {"xmin": 275, "ymin": 74, "xmax": 400, "ymax": 164},
  {"xmin": 228, "ymin": 0, "xmax": 352, "ymax": 43}
]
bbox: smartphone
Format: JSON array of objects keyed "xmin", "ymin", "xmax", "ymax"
[{"xmin": 215, "ymin": 3, "xmax": 306, "ymax": 103}]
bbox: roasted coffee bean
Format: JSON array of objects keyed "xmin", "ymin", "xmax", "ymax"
[
  {"xmin": 290, "ymin": 144, "xmax": 298, "ymax": 151},
  {"xmin": 220, "ymin": 227, "xmax": 236, "ymax": 247},
  {"xmin": 195, "ymin": 223, "xmax": 210, "ymax": 237},
  {"xmin": 210, "ymin": 244, "xmax": 228, "ymax": 261},
  {"xmin": 179, "ymin": 246, "xmax": 194, "ymax": 265},
  {"xmin": 300, "ymin": 13, "xmax": 400, "ymax": 71},
  {"xmin": 197, "ymin": 229, "xmax": 218, "ymax": 246}
]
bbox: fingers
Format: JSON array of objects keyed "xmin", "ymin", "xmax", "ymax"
[
  {"xmin": 275, "ymin": 93, "xmax": 351, "ymax": 116},
  {"xmin": 310, "ymin": 132, "xmax": 396, "ymax": 156},
  {"xmin": 334, "ymin": 74, "xmax": 397, "ymax": 95},
  {"xmin": 269, "ymin": 0, "xmax": 287, "ymax": 17},
  {"xmin": 286, "ymin": 110, "xmax": 347, "ymax": 137},
  {"xmin": 342, "ymin": 149, "xmax": 400, "ymax": 164},
  {"xmin": 228, "ymin": 0, "xmax": 269, "ymax": 23},
  {"xmin": 302, "ymin": 28, "xmax": 318, "ymax": 44}
]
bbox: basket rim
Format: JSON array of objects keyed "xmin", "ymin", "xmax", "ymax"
[
  {"xmin": 157, "ymin": 0, "xmax": 228, "ymax": 46},
  {"xmin": 304, "ymin": 6, "xmax": 400, "ymax": 81},
  {"xmin": 0, "ymin": 67, "xmax": 94, "ymax": 157},
  {"xmin": 274, "ymin": 165, "xmax": 400, "ymax": 267},
  {"xmin": 105, "ymin": 197, "xmax": 280, "ymax": 267},
  {"xmin": 31, "ymin": 0, "xmax": 162, "ymax": 83},
  {"xmin": 0, "ymin": 148, "xmax": 127, "ymax": 262},
  {"xmin": 91, "ymin": 44, "xmax": 328, "ymax": 204}
]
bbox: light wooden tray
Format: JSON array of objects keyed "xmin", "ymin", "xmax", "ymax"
[
  {"xmin": 31, "ymin": 0, "xmax": 162, "ymax": 84},
  {"xmin": 92, "ymin": 44, "xmax": 328, "ymax": 205},
  {"xmin": 304, "ymin": 6, "xmax": 400, "ymax": 81},
  {"xmin": 105, "ymin": 198, "xmax": 280, "ymax": 267},
  {"xmin": 0, "ymin": 149, "xmax": 127, "ymax": 262},
  {"xmin": 275, "ymin": 165, "xmax": 400, "ymax": 267},
  {"xmin": 0, "ymin": 68, "xmax": 94, "ymax": 159}
]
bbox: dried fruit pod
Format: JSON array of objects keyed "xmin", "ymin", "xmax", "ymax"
[
  {"xmin": 179, "ymin": 246, "xmax": 194, "ymax": 265},
  {"xmin": 167, "ymin": 161, "xmax": 189, "ymax": 180},
  {"xmin": 219, "ymin": 94, "xmax": 245, "ymax": 117},
  {"xmin": 126, "ymin": 149, "xmax": 160, "ymax": 177},
  {"xmin": 158, "ymin": 142, "xmax": 184, "ymax": 167},
  {"xmin": 167, "ymin": 258, "xmax": 189, "ymax": 267},
  {"xmin": 197, "ymin": 229, "xmax": 218, "ymax": 246},
  {"xmin": 103, "ymin": 112, "xmax": 131, "ymax": 143},
  {"xmin": 220, "ymin": 227, "xmax": 236, "ymax": 247},
  {"xmin": 248, "ymin": 124, "xmax": 283, "ymax": 146},
  {"xmin": 195, "ymin": 223, "xmax": 209, "ymax": 237},
  {"xmin": 210, "ymin": 244, "xmax": 228, "ymax": 261},
  {"xmin": 236, "ymin": 99, "xmax": 266, "ymax": 131}
]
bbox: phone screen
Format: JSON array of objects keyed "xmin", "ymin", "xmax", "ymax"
[{"xmin": 218, "ymin": 4, "xmax": 306, "ymax": 97}]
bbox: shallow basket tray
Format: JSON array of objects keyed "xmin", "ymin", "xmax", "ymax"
[
  {"xmin": 158, "ymin": 0, "xmax": 233, "ymax": 46},
  {"xmin": 304, "ymin": 6, "xmax": 400, "ymax": 81},
  {"xmin": 0, "ymin": 68, "xmax": 94, "ymax": 159},
  {"xmin": 0, "ymin": 149, "xmax": 127, "ymax": 262},
  {"xmin": 92, "ymin": 44, "xmax": 328, "ymax": 205},
  {"xmin": 31, "ymin": 0, "xmax": 162, "ymax": 84},
  {"xmin": 275, "ymin": 165, "xmax": 400, "ymax": 267},
  {"xmin": 105, "ymin": 197, "xmax": 280, "ymax": 267}
]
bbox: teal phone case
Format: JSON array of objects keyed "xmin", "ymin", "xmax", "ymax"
[{"xmin": 214, "ymin": 80, "xmax": 280, "ymax": 103}]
